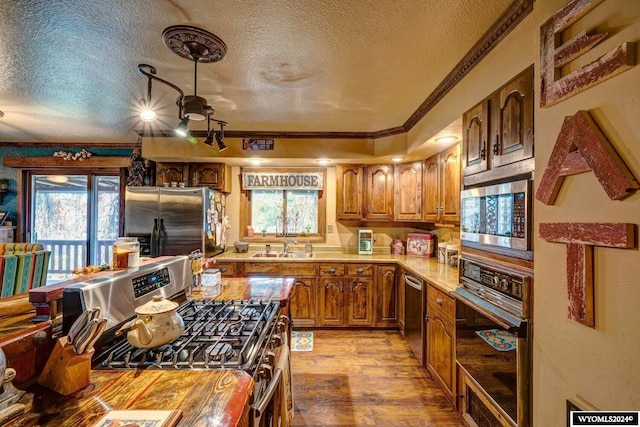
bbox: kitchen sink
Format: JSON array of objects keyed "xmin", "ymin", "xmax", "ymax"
[
  {"xmin": 251, "ymin": 251, "xmax": 314, "ymax": 258},
  {"xmin": 280, "ymin": 252, "xmax": 314, "ymax": 258},
  {"xmin": 251, "ymin": 252, "xmax": 280, "ymax": 258}
]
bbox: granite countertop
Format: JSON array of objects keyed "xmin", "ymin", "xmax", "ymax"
[{"xmin": 211, "ymin": 251, "xmax": 460, "ymax": 294}]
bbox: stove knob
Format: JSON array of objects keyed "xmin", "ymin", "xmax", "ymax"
[
  {"xmin": 501, "ymin": 279, "xmax": 509, "ymax": 291},
  {"xmin": 493, "ymin": 276, "xmax": 500, "ymax": 286},
  {"xmin": 271, "ymin": 334, "xmax": 283, "ymax": 348},
  {"xmin": 264, "ymin": 350, "xmax": 276, "ymax": 366},
  {"xmin": 260, "ymin": 363, "xmax": 274, "ymax": 381}
]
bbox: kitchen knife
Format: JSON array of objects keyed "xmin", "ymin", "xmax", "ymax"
[
  {"xmin": 74, "ymin": 318, "xmax": 102, "ymax": 354},
  {"xmin": 81, "ymin": 318, "xmax": 108, "ymax": 354},
  {"xmin": 67, "ymin": 309, "xmax": 93, "ymax": 345}
]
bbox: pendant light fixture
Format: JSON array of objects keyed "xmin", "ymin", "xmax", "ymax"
[{"xmin": 136, "ymin": 25, "xmax": 229, "ymax": 143}]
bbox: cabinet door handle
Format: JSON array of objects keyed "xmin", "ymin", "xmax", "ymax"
[
  {"xmin": 327, "ymin": 268, "xmax": 336, "ymax": 274},
  {"xmin": 356, "ymin": 268, "xmax": 364, "ymax": 274},
  {"xmin": 436, "ymin": 298, "xmax": 443, "ymax": 306},
  {"xmin": 340, "ymin": 284, "xmax": 344, "ymax": 292},
  {"xmin": 220, "ymin": 268, "xmax": 227, "ymax": 273},
  {"xmin": 493, "ymin": 135, "xmax": 500, "ymax": 156},
  {"xmin": 480, "ymin": 141, "xmax": 487, "ymax": 160},
  {"xmin": 349, "ymin": 283, "xmax": 353, "ymax": 292}
]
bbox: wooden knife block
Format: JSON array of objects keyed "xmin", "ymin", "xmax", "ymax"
[{"xmin": 38, "ymin": 336, "xmax": 94, "ymax": 396}]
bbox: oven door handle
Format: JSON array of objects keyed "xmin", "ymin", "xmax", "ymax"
[
  {"xmin": 454, "ymin": 287, "xmax": 527, "ymax": 336},
  {"xmin": 252, "ymin": 367, "xmax": 283, "ymax": 418}
]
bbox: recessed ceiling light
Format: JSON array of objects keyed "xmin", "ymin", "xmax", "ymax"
[
  {"xmin": 248, "ymin": 158, "xmax": 263, "ymax": 165},
  {"xmin": 435, "ymin": 136, "xmax": 458, "ymax": 144},
  {"xmin": 316, "ymin": 159, "xmax": 331, "ymax": 166},
  {"xmin": 391, "ymin": 157, "xmax": 404, "ymax": 162}
]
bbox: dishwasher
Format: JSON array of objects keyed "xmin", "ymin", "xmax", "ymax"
[{"xmin": 403, "ymin": 273, "xmax": 425, "ymax": 365}]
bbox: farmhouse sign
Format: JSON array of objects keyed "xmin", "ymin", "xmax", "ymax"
[{"xmin": 242, "ymin": 172, "xmax": 323, "ymax": 190}]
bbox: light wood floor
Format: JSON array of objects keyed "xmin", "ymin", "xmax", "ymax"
[{"xmin": 290, "ymin": 330, "xmax": 464, "ymax": 426}]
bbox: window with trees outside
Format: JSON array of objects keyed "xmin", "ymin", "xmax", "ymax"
[{"xmin": 241, "ymin": 168, "xmax": 326, "ymax": 241}]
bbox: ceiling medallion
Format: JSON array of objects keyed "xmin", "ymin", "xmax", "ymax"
[{"xmin": 162, "ymin": 25, "xmax": 227, "ymax": 63}]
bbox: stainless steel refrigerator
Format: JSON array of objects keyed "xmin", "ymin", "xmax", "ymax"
[{"xmin": 124, "ymin": 187, "xmax": 226, "ymax": 257}]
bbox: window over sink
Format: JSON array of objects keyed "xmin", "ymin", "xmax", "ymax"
[{"xmin": 240, "ymin": 167, "xmax": 326, "ymax": 241}]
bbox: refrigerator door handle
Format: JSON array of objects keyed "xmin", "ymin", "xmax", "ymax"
[
  {"xmin": 158, "ymin": 218, "xmax": 166, "ymax": 256},
  {"xmin": 150, "ymin": 218, "xmax": 159, "ymax": 258}
]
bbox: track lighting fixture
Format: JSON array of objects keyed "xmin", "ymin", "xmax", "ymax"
[
  {"xmin": 203, "ymin": 116, "xmax": 228, "ymax": 152},
  {"xmin": 136, "ymin": 25, "xmax": 229, "ymax": 139}
]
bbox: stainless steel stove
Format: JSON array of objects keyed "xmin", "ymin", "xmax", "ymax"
[{"xmin": 94, "ymin": 299, "xmax": 282, "ymax": 371}]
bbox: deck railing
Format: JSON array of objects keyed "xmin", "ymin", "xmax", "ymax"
[{"xmin": 38, "ymin": 239, "xmax": 114, "ymax": 274}]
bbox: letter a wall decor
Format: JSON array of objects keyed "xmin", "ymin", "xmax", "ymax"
[{"xmin": 537, "ymin": 111, "xmax": 638, "ymax": 327}]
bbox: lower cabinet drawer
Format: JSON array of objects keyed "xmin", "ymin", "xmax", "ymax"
[
  {"xmin": 346, "ymin": 263, "xmax": 373, "ymax": 276},
  {"xmin": 427, "ymin": 284, "xmax": 454, "ymax": 316},
  {"xmin": 319, "ymin": 263, "xmax": 345, "ymax": 276},
  {"xmin": 244, "ymin": 262, "xmax": 280, "ymax": 276},
  {"xmin": 282, "ymin": 263, "xmax": 316, "ymax": 276}
]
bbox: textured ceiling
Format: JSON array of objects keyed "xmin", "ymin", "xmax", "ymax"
[{"xmin": 0, "ymin": 0, "xmax": 512, "ymax": 144}]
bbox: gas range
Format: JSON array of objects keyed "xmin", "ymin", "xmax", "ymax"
[{"xmin": 94, "ymin": 299, "xmax": 282, "ymax": 372}]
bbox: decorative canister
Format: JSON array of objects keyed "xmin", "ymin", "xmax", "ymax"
[
  {"xmin": 112, "ymin": 237, "xmax": 140, "ymax": 269},
  {"xmin": 391, "ymin": 239, "xmax": 404, "ymax": 255},
  {"xmin": 437, "ymin": 242, "xmax": 448, "ymax": 264},
  {"xmin": 446, "ymin": 244, "xmax": 459, "ymax": 267}
]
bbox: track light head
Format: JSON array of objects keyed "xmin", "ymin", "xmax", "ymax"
[
  {"xmin": 215, "ymin": 132, "xmax": 227, "ymax": 151},
  {"xmin": 175, "ymin": 117, "xmax": 190, "ymax": 137}
]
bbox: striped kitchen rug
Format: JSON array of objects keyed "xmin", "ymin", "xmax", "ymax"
[{"xmin": 291, "ymin": 331, "xmax": 313, "ymax": 352}]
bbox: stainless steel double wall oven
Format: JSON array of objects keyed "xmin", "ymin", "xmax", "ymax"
[{"xmin": 456, "ymin": 177, "xmax": 533, "ymax": 427}]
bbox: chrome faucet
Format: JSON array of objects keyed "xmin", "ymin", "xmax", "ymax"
[{"xmin": 283, "ymin": 238, "xmax": 297, "ymax": 253}]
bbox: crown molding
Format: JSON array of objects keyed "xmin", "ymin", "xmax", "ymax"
[{"xmin": 0, "ymin": 142, "xmax": 140, "ymax": 149}]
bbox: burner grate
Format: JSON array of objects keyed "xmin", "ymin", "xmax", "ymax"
[{"xmin": 95, "ymin": 299, "xmax": 280, "ymax": 372}]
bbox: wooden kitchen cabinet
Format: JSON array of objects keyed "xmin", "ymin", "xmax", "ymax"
[
  {"xmin": 318, "ymin": 277, "xmax": 345, "ymax": 326},
  {"xmin": 336, "ymin": 164, "xmax": 393, "ymax": 221},
  {"xmin": 423, "ymin": 144, "xmax": 461, "ymax": 224},
  {"xmin": 189, "ymin": 163, "xmax": 232, "ymax": 193},
  {"xmin": 365, "ymin": 164, "xmax": 394, "ymax": 221},
  {"xmin": 318, "ymin": 263, "xmax": 373, "ymax": 327},
  {"xmin": 282, "ymin": 263, "xmax": 317, "ymax": 328},
  {"xmin": 394, "ymin": 161, "xmax": 423, "ymax": 221},
  {"xmin": 375, "ymin": 264, "xmax": 398, "ymax": 327},
  {"xmin": 156, "ymin": 162, "xmax": 189, "ymax": 186},
  {"xmin": 426, "ymin": 283, "xmax": 456, "ymax": 405},
  {"xmin": 336, "ymin": 164, "xmax": 365, "ymax": 220},
  {"xmin": 490, "ymin": 65, "xmax": 534, "ymax": 169},
  {"xmin": 244, "ymin": 262, "xmax": 280, "ymax": 276},
  {"xmin": 462, "ymin": 65, "xmax": 534, "ymax": 185},
  {"xmin": 346, "ymin": 276, "xmax": 374, "ymax": 326},
  {"xmin": 461, "ymin": 100, "xmax": 490, "ymax": 177},
  {"xmin": 157, "ymin": 162, "xmax": 232, "ymax": 193}
]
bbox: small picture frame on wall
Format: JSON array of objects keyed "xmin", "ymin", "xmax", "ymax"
[{"xmin": 0, "ymin": 212, "xmax": 7, "ymax": 226}]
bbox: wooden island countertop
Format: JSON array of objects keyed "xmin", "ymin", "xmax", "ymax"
[{"xmin": 6, "ymin": 276, "xmax": 294, "ymax": 427}]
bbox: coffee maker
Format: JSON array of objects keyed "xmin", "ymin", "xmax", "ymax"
[{"xmin": 358, "ymin": 229, "xmax": 374, "ymax": 255}]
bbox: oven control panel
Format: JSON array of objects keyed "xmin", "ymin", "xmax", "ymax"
[
  {"xmin": 461, "ymin": 259, "xmax": 527, "ymax": 301},
  {"xmin": 132, "ymin": 267, "xmax": 171, "ymax": 299}
]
